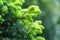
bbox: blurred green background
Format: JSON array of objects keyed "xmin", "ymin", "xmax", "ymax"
[{"xmin": 22, "ymin": 0, "xmax": 60, "ymax": 40}]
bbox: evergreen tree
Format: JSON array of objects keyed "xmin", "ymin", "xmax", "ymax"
[{"xmin": 0, "ymin": 0, "xmax": 45, "ymax": 40}]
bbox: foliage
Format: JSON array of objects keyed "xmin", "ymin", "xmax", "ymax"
[{"xmin": 0, "ymin": 0, "xmax": 45, "ymax": 40}]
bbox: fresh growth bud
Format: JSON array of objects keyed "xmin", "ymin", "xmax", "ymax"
[
  {"xmin": 36, "ymin": 36, "xmax": 45, "ymax": 40},
  {"xmin": 28, "ymin": 5, "xmax": 41, "ymax": 13},
  {"xmin": 14, "ymin": 1, "xmax": 22, "ymax": 6},
  {"xmin": 34, "ymin": 20, "xmax": 42, "ymax": 24}
]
